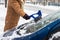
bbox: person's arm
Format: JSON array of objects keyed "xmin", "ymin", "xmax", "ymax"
[
  {"xmin": 18, "ymin": 0, "xmax": 25, "ymax": 3},
  {"xmin": 11, "ymin": 0, "xmax": 30, "ymax": 20},
  {"xmin": 23, "ymin": 0, "xmax": 25, "ymax": 3},
  {"xmin": 11, "ymin": 0, "xmax": 25, "ymax": 17}
]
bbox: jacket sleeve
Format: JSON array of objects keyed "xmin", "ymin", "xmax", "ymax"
[
  {"xmin": 18, "ymin": 0, "xmax": 25, "ymax": 3},
  {"xmin": 11, "ymin": 0, "xmax": 25, "ymax": 17}
]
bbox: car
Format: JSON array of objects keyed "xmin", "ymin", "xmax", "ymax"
[{"xmin": 0, "ymin": 11, "xmax": 60, "ymax": 40}]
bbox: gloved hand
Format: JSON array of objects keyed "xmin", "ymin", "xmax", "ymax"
[
  {"xmin": 30, "ymin": 10, "xmax": 42, "ymax": 22},
  {"xmin": 23, "ymin": 14, "xmax": 30, "ymax": 20}
]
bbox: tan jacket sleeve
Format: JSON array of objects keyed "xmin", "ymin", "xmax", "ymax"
[
  {"xmin": 18, "ymin": 0, "xmax": 25, "ymax": 3},
  {"xmin": 11, "ymin": 0, "xmax": 25, "ymax": 17}
]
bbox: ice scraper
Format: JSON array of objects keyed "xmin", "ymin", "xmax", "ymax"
[{"xmin": 30, "ymin": 10, "xmax": 42, "ymax": 22}]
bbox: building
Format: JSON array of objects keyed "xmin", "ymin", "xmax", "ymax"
[
  {"xmin": 0, "ymin": 0, "xmax": 5, "ymax": 4},
  {"xmin": 30, "ymin": 0, "xmax": 60, "ymax": 6}
]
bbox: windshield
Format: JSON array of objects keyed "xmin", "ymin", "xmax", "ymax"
[{"xmin": 22, "ymin": 11, "xmax": 60, "ymax": 33}]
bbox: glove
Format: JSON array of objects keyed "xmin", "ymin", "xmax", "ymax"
[{"xmin": 23, "ymin": 14, "xmax": 30, "ymax": 20}]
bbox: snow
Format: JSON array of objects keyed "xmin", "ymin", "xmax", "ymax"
[
  {"xmin": 0, "ymin": 4, "xmax": 60, "ymax": 36},
  {"xmin": 0, "ymin": 5, "xmax": 6, "ymax": 34}
]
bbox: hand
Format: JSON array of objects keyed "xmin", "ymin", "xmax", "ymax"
[{"xmin": 23, "ymin": 14, "xmax": 30, "ymax": 20}]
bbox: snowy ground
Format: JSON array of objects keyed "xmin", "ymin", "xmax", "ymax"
[
  {"xmin": 0, "ymin": 4, "xmax": 60, "ymax": 35},
  {"xmin": 0, "ymin": 5, "xmax": 6, "ymax": 34}
]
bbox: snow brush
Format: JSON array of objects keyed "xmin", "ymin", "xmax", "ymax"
[{"xmin": 30, "ymin": 10, "xmax": 42, "ymax": 22}]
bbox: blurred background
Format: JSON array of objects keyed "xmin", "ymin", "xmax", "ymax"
[{"xmin": 0, "ymin": 0, "xmax": 60, "ymax": 7}]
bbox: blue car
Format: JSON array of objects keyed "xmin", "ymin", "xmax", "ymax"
[{"xmin": 1, "ymin": 11, "xmax": 60, "ymax": 40}]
